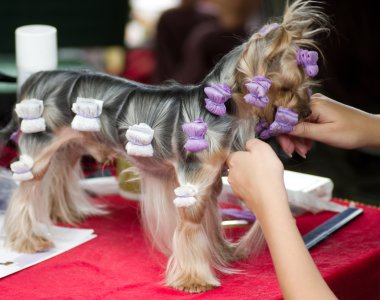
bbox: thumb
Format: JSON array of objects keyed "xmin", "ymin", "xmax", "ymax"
[
  {"xmin": 289, "ymin": 122, "xmax": 321, "ymax": 139},
  {"xmin": 245, "ymin": 138, "xmax": 263, "ymax": 151}
]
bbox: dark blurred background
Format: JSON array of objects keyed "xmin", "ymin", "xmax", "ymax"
[{"xmin": 0, "ymin": 0, "xmax": 379, "ymax": 205}]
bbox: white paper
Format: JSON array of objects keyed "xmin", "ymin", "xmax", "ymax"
[{"xmin": 0, "ymin": 215, "xmax": 96, "ymax": 278}]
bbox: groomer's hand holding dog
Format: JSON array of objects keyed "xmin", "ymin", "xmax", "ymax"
[
  {"xmin": 227, "ymin": 139, "xmax": 285, "ymax": 216},
  {"xmin": 286, "ymin": 93, "xmax": 380, "ymax": 151},
  {"xmin": 227, "ymin": 139, "xmax": 337, "ymax": 300}
]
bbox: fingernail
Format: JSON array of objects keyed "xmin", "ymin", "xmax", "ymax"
[
  {"xmin": 297, "ymin": 151, "xmax": 307, "ymax": 159},
  {"xmin": 285, "ymin": 151, "xmax": 293, "ymax": 158}
]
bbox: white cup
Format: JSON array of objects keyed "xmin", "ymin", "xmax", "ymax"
[{"xmin": 15, "ymin": 25, "xmax": 58, "ymax": 88}]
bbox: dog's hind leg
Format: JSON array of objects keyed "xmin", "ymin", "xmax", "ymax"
[
  {"xmin": 47, "ymin": 141, "xmax": 106, "ymax": 224},
  {"xmin": 4, "ymin": 132, "xmax": 56, "ymax": 253},
  {"xmin": 3, "ymin": 129, "xmax": 96, "ymax": 252},
  {"xmin": 165, "ymin": 157, "xmax": 232, "ymax": 293}
]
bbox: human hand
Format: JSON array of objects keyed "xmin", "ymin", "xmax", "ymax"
[
  {"xmin": 276, "ymin": 134, "xmax": 313, "ymax": 158},
  {"xmin": 227, "ymin": 139, "xmax": 287, "ymax": 216},
  {"xmin": 289, "ymin": 93, "xmax": 377, "ymax": 149}
]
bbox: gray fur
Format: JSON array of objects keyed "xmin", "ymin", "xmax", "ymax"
[{"xmin": 2, "ymin": 37, "xmax": 258, "ymax": 293}]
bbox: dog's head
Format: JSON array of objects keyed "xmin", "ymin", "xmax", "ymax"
[{"xmin": 233, "ymin": 0, "xmax": 329, "ymax": 138}]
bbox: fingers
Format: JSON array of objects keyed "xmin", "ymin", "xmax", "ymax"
[
  {"xmin": 311, "ymin": 93, "xmax": 324, "ymax": 99},
  {"xmin": 245, "ymin": 138, "xmax": 272, "ymax": 152},
  {"xmin": 226, "ymin": 152, "xmax": 235, "ymax": 168},
  {"xmin": 227, "ymin": 139, "xmax": 259, "ymax": 167},
  {"xmin": 245, "ymin": 138, "xmax": 260, "ymax": 151},
  {"xmin": 293, "ymin": 137, "xmax": 312, "ymax": 158},
  {"xmin": 276, "ymin": 135, "xmax": 295, "ymax": 157},
  {"xmin": 227, "ymin": 151, "xmax": 244, "ymax": 168},
  {"xmin": 228, "ymin": 139, "xmax": 262, "ymax": 167},
  {"xmin": 277, "ymin": 135, "xmax": 313, "ymax": 158},
  {"xmin": 289, "ymin": 121, "xmax": 320, "ymax": 139}
]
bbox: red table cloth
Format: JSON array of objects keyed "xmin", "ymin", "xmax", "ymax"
[{"xmin": 1, "ymin": 195, "xmax": 380, "ymax": 299}]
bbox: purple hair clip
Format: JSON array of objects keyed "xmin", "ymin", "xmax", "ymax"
[
  {"xmin": 259, "ymin": 107, "xmax": 299, "ymax": 139},
  {"xmin": 243, "ymin": 75, "xmax": 272, "ymax": 108},
  {"xmin": 204, "ymin": 83, "xmax": 231, "ymax": 116},
  {"xmin": 258, "ymin": 23, "xmax": 280, "ymax": 36},
  {"xmin": 297, "ymin": 48, "xmax": 319, "ymax": 77},
  {"xmin": 10, "ymin": 130, "xmax": 21, "ymax": 144},
  {"xmin": 182, "ymin": 118, "xmax": 208, "ymax": 152},
  {"xmin": 255, "ymin": 118, "xmax": 270, "ymax": 135}
]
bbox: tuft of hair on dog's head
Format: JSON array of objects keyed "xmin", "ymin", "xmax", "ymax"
[{"xmin": 233, "ymin": 0, "xmax": 329, "ymax": 124}]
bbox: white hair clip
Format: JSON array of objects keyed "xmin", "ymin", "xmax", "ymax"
[
  {"xmin": 125, "ymin": 123, "xmax": 154, "ymax": 157},
  {"xmin": 173, "ymin": 184, "xmax": 198, "ymax": 207},
  {"xmin": 15, "ymin": 99, "xmax": 46, "ymax": 133},
  {"xmin": 71, "ymin": 97, "xmax": 103, "ymax": 132},
  {"xmin": 10, "ymin": 155, "xmax": 34, "ymax": 181}
]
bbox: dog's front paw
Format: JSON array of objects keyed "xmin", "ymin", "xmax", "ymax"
[
  {"xmin": 167, "ymin": 274, "xmax": 220, "ymax": 293},
  {"xmin": 173, "ymin": 282, "xmax": 217, "ymax": 293},
  {"xmin": 8, "ymin": 234, "xmax": 54, "ymax": 253}
]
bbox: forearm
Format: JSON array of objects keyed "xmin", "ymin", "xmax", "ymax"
[
  {"xmin": 362, "ymin": 114, "xmax": 380, "ymax": 148},
  {"xmin": 254, "ymin": 190, "xmax": 337, "ymax": 300}
]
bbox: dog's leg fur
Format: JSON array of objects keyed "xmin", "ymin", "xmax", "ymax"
[
  {"xmin": 139, "ymin": 170, "xmax": 179, "ymax": 255},
  {"xmin": 4, "ymin": 132, "xmax": 55, "ymax": 253},
  {"xmin": 4, "ymin": 129, "xmax": 105, "ymax": 252},
  {"xmin": 202, "ymin": 177, "xmax": 237, "ymax": 263},
  {"xmin": 230, "ymin": 121, "xmax": 266, "ymax": 260},
  {"xmin": 47, "ymin": 142, "xmax": 106, "ymax": 224},
  {"xmin": 166, "ymin": 157, "xmax": 233, "ymax": 293}
]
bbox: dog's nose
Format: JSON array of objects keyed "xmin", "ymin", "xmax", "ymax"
[{"xmin": 299, "ymin": 107, "xmax": 312, "ymax": 119}]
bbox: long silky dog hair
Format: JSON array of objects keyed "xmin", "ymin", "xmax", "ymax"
[{"xmin": 1, "ymin": 0, "xmax": 328, "ymax": 293}]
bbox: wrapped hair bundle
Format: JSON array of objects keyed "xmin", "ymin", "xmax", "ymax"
[
  {"xmin": 71, "ymin": 97, "xmax": 103, "ymax": 132},
  {"xmin": 125, "ymin": 123, "xmax": 154, "ymax": 157},
  {"xmin": 10, "ymin": 155, "xmax": 34, "ymax": 181},
  {"xmin": 173, "ymin": 184, "xmax": 198, "ymax": 207},
  {"xmin": 15, "ymin": 99, "xmax": 46, "ymax": 133}
]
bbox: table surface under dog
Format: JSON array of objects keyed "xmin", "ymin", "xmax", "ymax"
[{"xmin": 1, "ymin": 195, "xmax": 380, "ymax": 300}]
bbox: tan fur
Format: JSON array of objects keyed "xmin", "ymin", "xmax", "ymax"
[
  {"xmin": 164, "ymin": 1, "xmax": 329, "ymax": 292},
  {"xmin": 233, "ymin": 0, "xmax": 328, "ymax": 123},
  {"xmin": 139, "ymin": 169, "xmax": 179, "ymax": 255},
  {"xmin": 165, "ymin": 154, "xmax": 236, "ymax": 292},
  {"xmin": 47, "ymin": 145, "xmax": 106, "ymax": 225},
  {"xmin": 4, "ymin": 180, "xmax": 53, "ymax": 253},
  {"xmin": 5, "ymin": 128, "xmax": 108, "ymax": 252}
]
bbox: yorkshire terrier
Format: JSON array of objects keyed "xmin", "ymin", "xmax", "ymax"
[{"xmin": 0, "ymin": 0, "xmax": 328, "ymax": 293}]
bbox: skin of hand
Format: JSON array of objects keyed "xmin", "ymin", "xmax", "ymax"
[
  {"xmin": 227, "ymin": 139, "xmax": 286, "ymax": 215},
  {"xmin": 276, "ymin": 134, "xmax": 313, "ymax": 159},
  {"xmin": 287, "ymin": 93, "xmax": 380, "ymax": 150},
  {"xmin": 227, "ymin": 139, "xmax": 337, "ymax": 300}
]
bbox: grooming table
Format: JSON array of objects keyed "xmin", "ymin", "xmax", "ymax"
[{"xmin": 1, "ymin": 195, "xmax": 380, "ymax": 299}]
